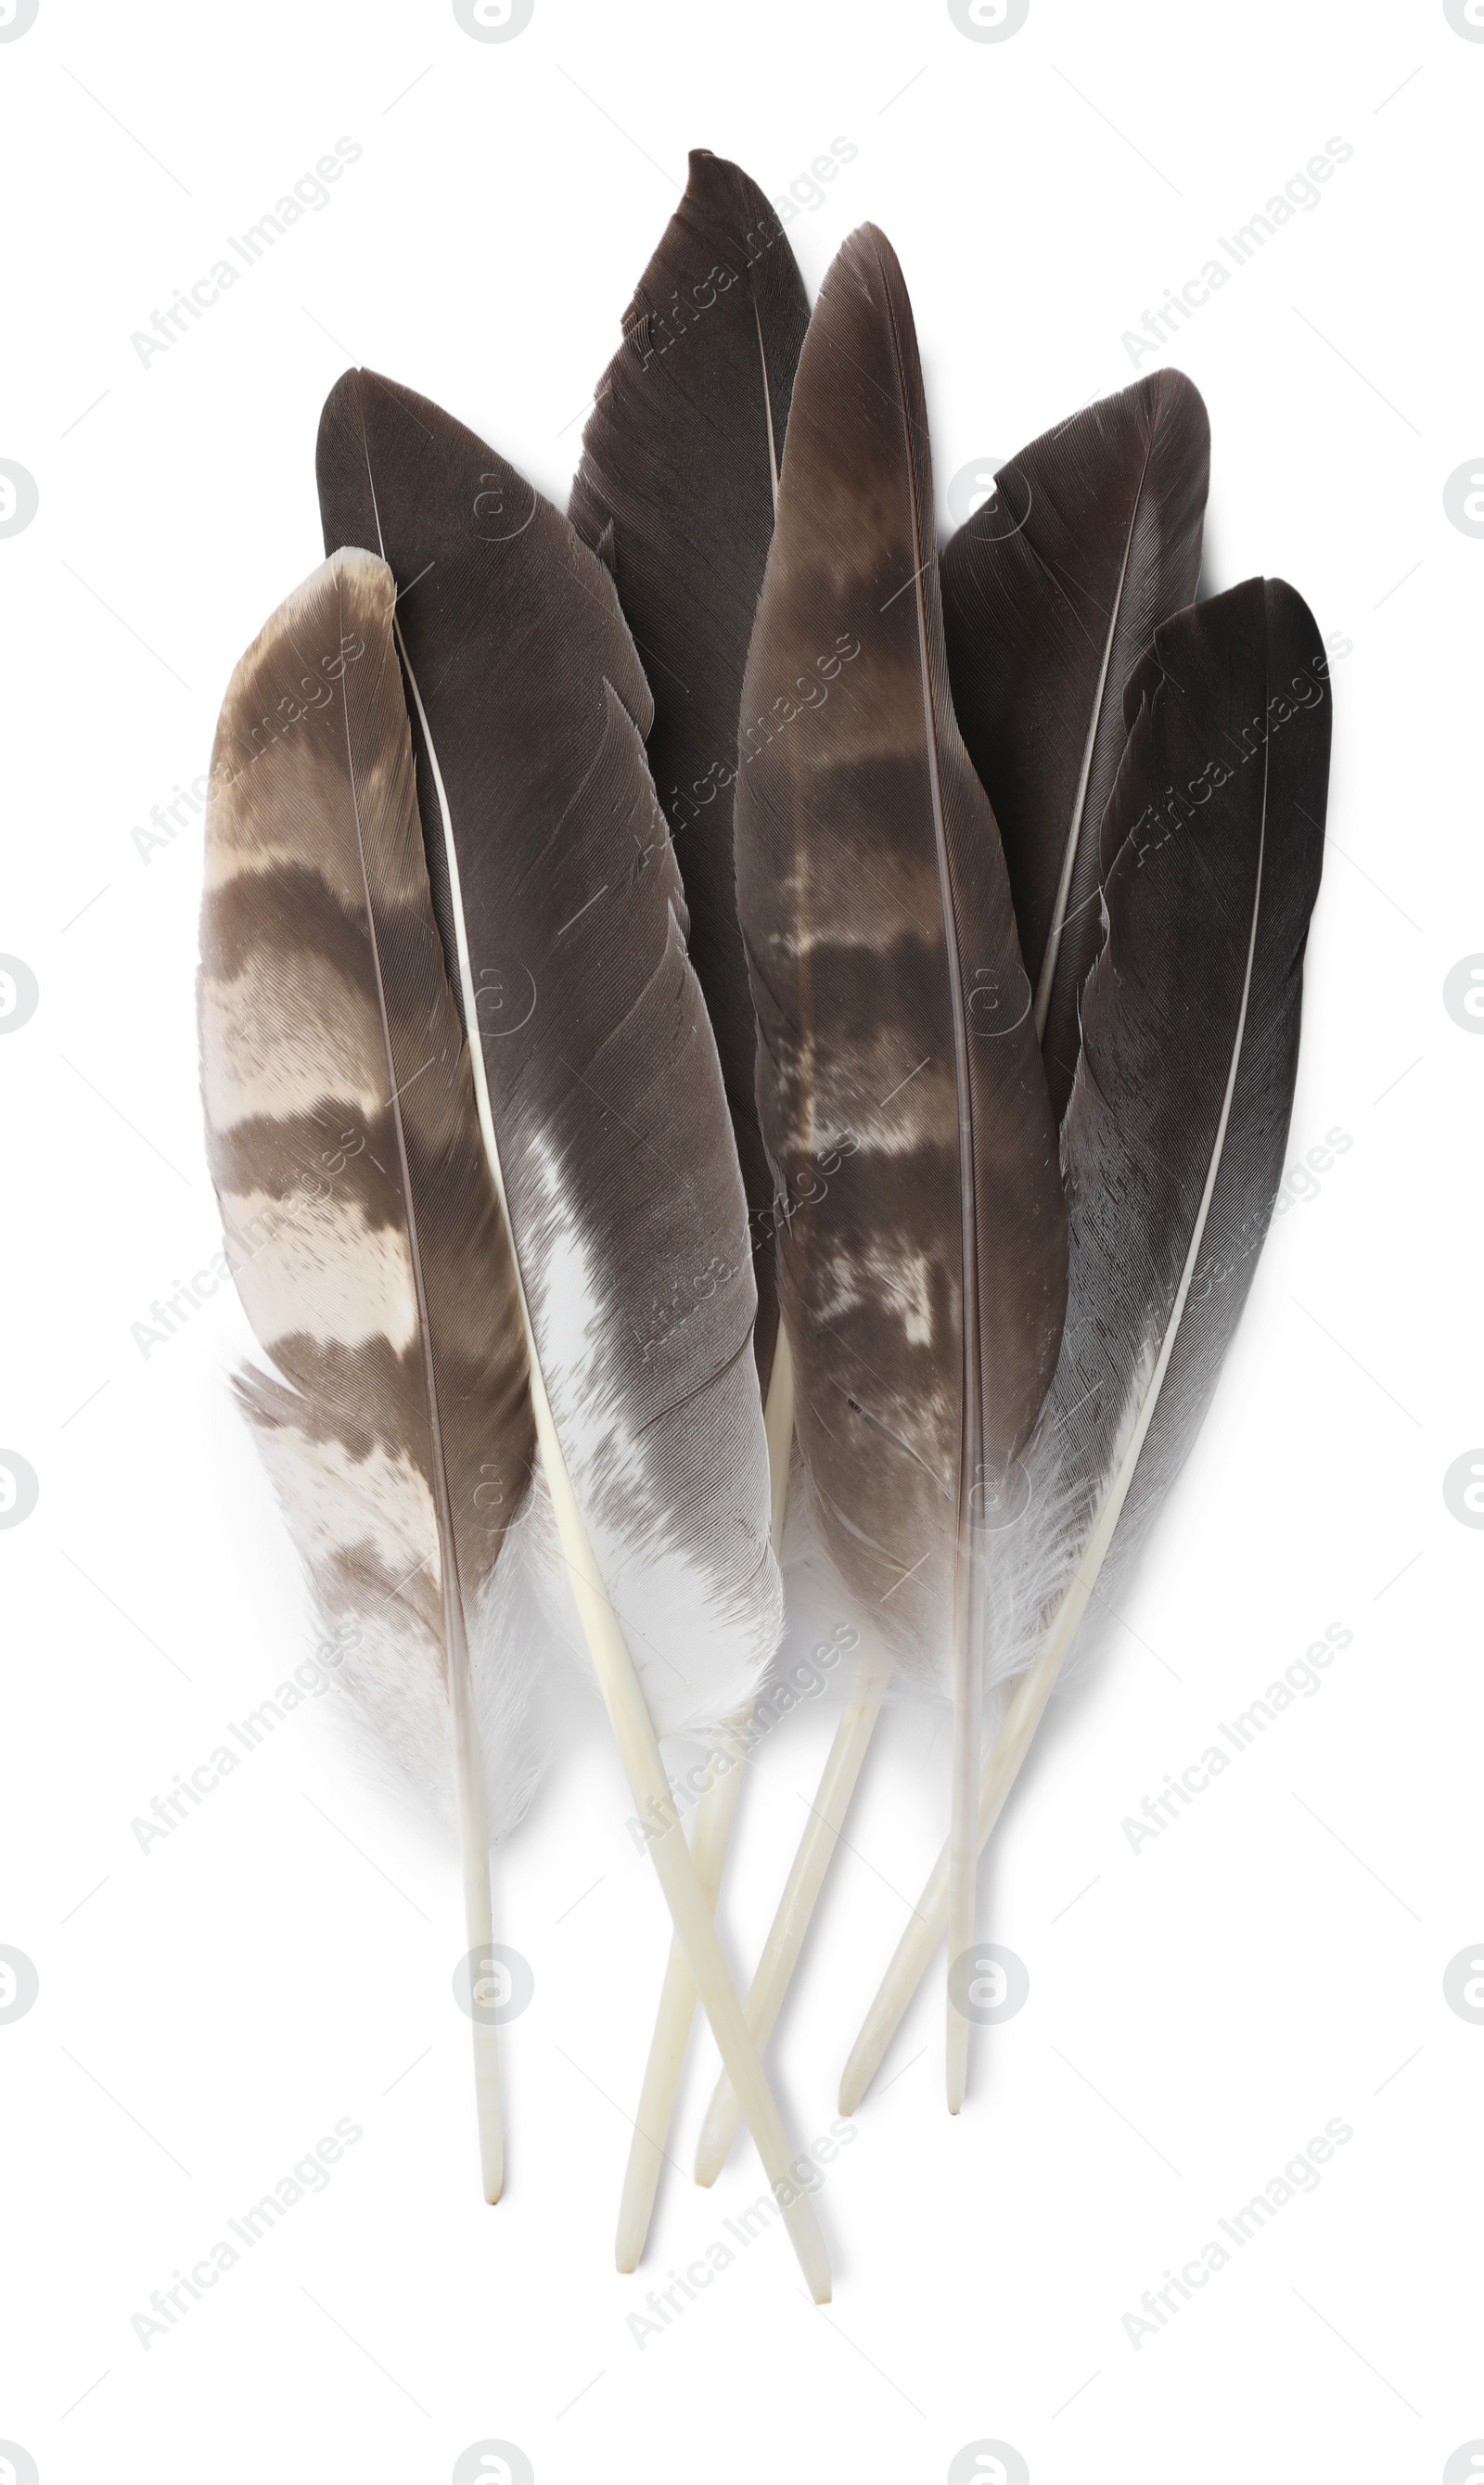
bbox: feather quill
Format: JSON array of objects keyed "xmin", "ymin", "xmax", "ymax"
[
  {"xmin": 735, "ymin": 225, "xmax": 1068, "ymax": 2108},
  {"xmin": 941, "ymin": 371, "xmax": 1209, "ymax": 1114},
  {"xmin": 315, "ymin": 370, "xmax": 830, "ymax": 2297},
  {"xmin": 568, "ymin": 148, "xmax": 811, "ymax": 2262},
  {"xmin": 694, "ymin": 370, "xmax": 1206, "ymax": 2171},
  {"xmin": 840, "ymin": 576, "xmax": 1332, "ymax": 2110},
  {"xmin": 198, "ymin": 547, "xmax": 534, "ymax": 2199},
  {"xmin": 569, "ymin": 146, "xmax": 810, "ymax": 1387}
]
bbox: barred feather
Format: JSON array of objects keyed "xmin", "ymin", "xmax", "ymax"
[{"xmin": 198, "ymin": 546, "xmax": 537, "ymax": 1832}]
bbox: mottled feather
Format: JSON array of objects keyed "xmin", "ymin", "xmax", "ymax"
[
  {"xmin": 734, "ymin": 226, "xmax": 1068, "ymax": 1692},
  {"xmin": 198, "ymin": 548, "xmax": 537, "ymax": 1829}
]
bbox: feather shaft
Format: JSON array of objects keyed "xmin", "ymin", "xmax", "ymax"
[
  {"xmin": 838, "ymin": 1648, "xmax": 1057, "ymax": 2116},
  {"xmin": 735, "ymin": 224, "xmax": 1067, "ymax": 2114},
  {"xmin": 572, "ymin": 170, "xmax": 812, "ymax": 2256},
  {"xmin": 839, "ymin": 576, "xmax": 1330, "ymax": 2107},
  {"xmin": 614, "ymin": 1334, "xmax": 794, "ymax": 2272},
  {"xmin": 199, "ymin": 551, "xmax": 535, "ymax": 2199},
  {"xmin": 613, "ymin": 1706, "xmax": 751, "ymax": 2272},
  {"xmin": 694, "ymin": 1639, "xmax": 892, "ymax": 2183},
  {"xmin": 339, "ymin": 689, "xmax": 505, "ymax": 2203},
  {"xmin": 472, "ymin": 1108, "xmax": 829, "ymax": 2296},
  {"xmin": 318, "ymin": 367, "xmax": 825, "ymax": 2286},
  {"xmin": 420, "ymin": 636, "xmax": 829, "ymax": 2292}
]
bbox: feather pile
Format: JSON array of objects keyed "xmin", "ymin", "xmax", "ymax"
[{"xmin": 198, "ymin": 147, "xmax": 1331, "ymax": 2274}]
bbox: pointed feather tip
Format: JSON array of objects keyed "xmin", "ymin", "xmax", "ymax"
[
  {"xmin": 1123, "ymin": 362, "xmax": 1209, "ymax": 437},
  {"xmin": 320, "ymin": 359, "xmax": 655, "ymax": 750},
  {"xmin": 681, "ymin": 146, "xmax": 765, "ymax": 213},
  {"xmin": 832, "ymin": 219, "xmax": 905, "ymax": 295},
  {"xmin": 616, "ymin": 148, "xmax": 781, "ymax": 339},
  {"xmin": 316, "ymin": 363, "xmax": 510, "ymax": 503},
  {"xmin": 806, "ymin": 223, "xmax": 921, "ymax": 387},
  {"xmin": 315, "ymin": 364, "xmax": 368, "ymax": 463}
]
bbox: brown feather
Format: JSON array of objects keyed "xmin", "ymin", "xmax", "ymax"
[{"xmin": 198, "ymin": 547, "xmax": 537, "ymax": 1829}]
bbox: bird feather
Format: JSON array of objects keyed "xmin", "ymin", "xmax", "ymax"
[
  {"xmin": 1043, "ymin": 572, "xmax": 1331, "ymax": 1628},
  {"xmin": 569, "ymin": 147, "xmax": 810, "ymax": 1386},
  {"xmin": 316, "ymin": 368, "xmax": 783, "ymax": 1737},
  {"xmin": 198, "ymin": 546, "xmax": 537, "ymax": 1833},
  {"xmin": 941, "ymin": 370, "xmax": 1209, "ymax": 1115},
  {"xmin": 314, "ymin": 372, "xmax": 835, "ymax": 2299},
  {"xmin": 735, "ymin": 226, "xmax": 1068, "ymax": 1690},
  {"xmin": 734, "ymin": 223, "xmax": 1068, "ymax": 2102},
  {"xmin": 838, "ymin": 574, "xmax": 1332, "ymax": 2111}
]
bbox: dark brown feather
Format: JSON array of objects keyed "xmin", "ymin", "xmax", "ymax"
[
  {"xmin": 941, "ymin": 372, "xmax": 1209, "ymax": 1115},
  {"xmin": 316, "ymin": 374, "xmax": 783, "ymax": 1736},
  {"xmin": 569, "ymin": 150, "xmax": 811, "ymax": 1388}
]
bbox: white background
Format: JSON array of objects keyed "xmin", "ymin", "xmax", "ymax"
[{"xmin": 2, "ymin": 2, "xmax": 1480, "ymax": 2479}]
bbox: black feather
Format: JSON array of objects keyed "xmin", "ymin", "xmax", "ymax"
[
  {"xmin": 570, "ymin": 150, "xmax": 811, "ymax": 1386},
  {"xmin": 941, "ymin": 372, "xmax": 1209, "ymax": 1115}
]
